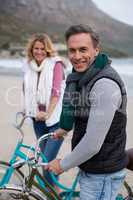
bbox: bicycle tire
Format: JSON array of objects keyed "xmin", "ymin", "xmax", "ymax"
[
  {"xmin": 0, "ymin": 161, "xmax": 24, "ymax": 186},
  {"xmin": 0, "ymin": 185, "xmax": 47, "ymax": 200},
  {"xmin": 116, "ymin": 169, "xmax": 133, "ymax": 200},
  {"xmin": 60, "ymin": 190, "xmax": 80, "ymax": 199}
]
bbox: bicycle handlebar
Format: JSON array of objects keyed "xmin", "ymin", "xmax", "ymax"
[
  {"xmin": 13, "ymin": 113, "xmax": 55, "ymax": 168},
  {"xmin": 37, "ymin": 132, "xmax": 55, "ymax": 147},
  {"xmin": 13, "ymin": 158, "xmax": 48, "ymax": 168},
  {"xmin": 35, "ymin": 132, "xmax": 55, "ymax": 161},
  {"xmin": 13, "ymin": 112, "xmax": 32, "ymax": 141},
  {"xmin": 13, "ymin": 132, "xmax": 54, "ymax": 168},
  {"xmin": 15, "ymin": 112, "xmax": 31, "ymax": 129}
]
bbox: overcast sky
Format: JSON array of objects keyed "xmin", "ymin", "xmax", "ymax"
[{"xmin": 93, "ymin": 0, "xmax": 133, "ymax": 26}]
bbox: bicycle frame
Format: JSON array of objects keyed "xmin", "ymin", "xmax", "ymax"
[
  {"xmin": 24, "ymin": 165, "xmax": 61, "ymax": 200},
  {"xmin": 0, "ymin": 141, "xmax": 79, "ymax": 199},
  {"xmin": 0, "ymin": 112, "xmax": 132, "ymax": 200},
  {"xmin": 0, "ymin": 116, "xmax": 79, "ymax": 200}
]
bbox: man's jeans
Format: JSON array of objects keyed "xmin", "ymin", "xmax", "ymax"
[
  {"xmin": 33, "ymin": 119, "xmax": 63, "ymax": 184},
  {"xmin": 79, "ymin": 169, "xmax": 126, "ymax": 200}
]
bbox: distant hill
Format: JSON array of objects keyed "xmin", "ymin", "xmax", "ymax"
[{"xmin": 0, "ymin": 0, "xmax": 133, "ymax": 57}]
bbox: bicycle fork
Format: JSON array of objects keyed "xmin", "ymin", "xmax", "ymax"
[{"xmin": 23, "ymin": 167, "xmax": 62, "ymax": 200}]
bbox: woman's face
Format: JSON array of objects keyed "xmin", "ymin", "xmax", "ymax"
[{"xmin": 32, "ymin": 41, "xmax": 47, "ymax": 65}]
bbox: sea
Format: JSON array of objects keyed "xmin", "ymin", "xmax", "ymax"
[{"xmin": 0, "ymin": 57, "xmax": 133, "ymax": 97}]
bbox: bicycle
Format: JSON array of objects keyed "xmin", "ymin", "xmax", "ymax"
[
  {"xmin": 0, "ymin": 133, "xmax": 80, "ymax": 199},
  {"xmin": 0, "ymin": 112, "xmax": 133, "ymax": 199},
  {"xmin": 0, "ymin": 112, "xmax": 80, "ymax": 199}
]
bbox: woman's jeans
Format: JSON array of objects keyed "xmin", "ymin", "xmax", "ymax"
[
  {"xmin": 79, "ymin": 169, "xmax": 126, "ymax": 200},
  {"xmin": 33, "ymin": 119, "xmax": 63, "ymax": 185}
]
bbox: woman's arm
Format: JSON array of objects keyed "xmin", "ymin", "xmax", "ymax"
[{"xmin": 46, "ymin": 62, "xmax": 64, "ymax": 119}]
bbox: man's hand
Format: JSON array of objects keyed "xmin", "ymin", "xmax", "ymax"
[
  {"xmin": 44, "ymin": 159, "xmax": 64, "ymax": 175},
  {"xmin": 53, "ymin": 128, "xmax": 68, "ymax": 139}
]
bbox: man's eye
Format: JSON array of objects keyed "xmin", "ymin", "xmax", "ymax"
[
  {"xmin": 80, "ymin": 48, "xmax": 87, "ymax": 52},
  {"xmin": 69, "ymin": 49, "xmax": 75, "ymax": 53}
]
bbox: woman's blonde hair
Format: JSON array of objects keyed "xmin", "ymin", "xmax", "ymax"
[{"xmin": 26, "ymin": 33, "xmax": 56, "ymax": 61}]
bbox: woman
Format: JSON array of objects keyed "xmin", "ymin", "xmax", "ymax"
[{"xmin": 22, "ymin": 33, "xmax": 65, "ymax": 185}]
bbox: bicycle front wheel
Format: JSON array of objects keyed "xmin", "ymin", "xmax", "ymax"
[
  {"xmin": 116, "ymin": 169, "xmax": 133, "ymax": 200},
  {"xmin": 60, "ymin": 190, "xmax": 80, "ymax": 199},
  {"xmin": 0, "ymin": 161, "xmax": 24, "ymax": 186},
  {"xmin": 0, "ymin": 185, "xmax": 46, "ymax": 200}
]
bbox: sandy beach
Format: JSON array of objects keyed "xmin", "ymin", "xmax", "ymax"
[{"xmin": 0, "ymin": 73, "xmax": 133, "ymax": 189}]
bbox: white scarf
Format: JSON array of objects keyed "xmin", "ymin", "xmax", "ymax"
[{"xmin": 24, "ymin": 57, "xmax": 65, "ymax": 126}]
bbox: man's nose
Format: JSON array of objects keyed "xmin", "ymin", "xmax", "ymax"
[{"xmin": 74, "ymin": 51, "xmax": 82, "ymax": 59}]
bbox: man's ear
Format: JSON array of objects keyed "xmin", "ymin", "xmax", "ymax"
[{"xmin": 95, "ymin": 48, "xmax": 100, "ymax": 56}]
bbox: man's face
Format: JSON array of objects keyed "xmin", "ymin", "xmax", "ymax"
[{"xmin": 67, "ymin": 33, "xmax": 99, "ymax": 72}]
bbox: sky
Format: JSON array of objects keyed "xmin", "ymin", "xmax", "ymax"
[{"xmin": 93, "ymin": 0, "xmax": 133, "ymax": 26}]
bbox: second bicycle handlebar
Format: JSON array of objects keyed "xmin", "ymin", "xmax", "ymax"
[{"xmin": 15, "ymin": 112, "xmax": 31, "ymax": 129}]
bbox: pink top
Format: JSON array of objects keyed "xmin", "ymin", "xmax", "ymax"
[
  {"xmin": 38, "ymin": 61, "xmax": 64, "ymax": 111},
  {"xmin": 51, "ymin": 61, "xmax": 64, "ymax": 98}
]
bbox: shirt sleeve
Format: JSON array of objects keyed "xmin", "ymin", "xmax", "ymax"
[
  {"xmin": 51, "ymin": 62, "xmax": 64, "ymax": 98},
  {"xmin": 60, "ymin": 78, "xmax": 122, "ymax": 171}
]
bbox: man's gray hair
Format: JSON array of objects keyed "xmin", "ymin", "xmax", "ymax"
[{"xmin": 65, "ymin": 24, "xmax": 100, "ymax": 48}]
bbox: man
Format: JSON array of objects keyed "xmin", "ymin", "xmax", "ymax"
[{"xmin": 45, "ymin": 25, "xmax": 128, "ymax": 199}]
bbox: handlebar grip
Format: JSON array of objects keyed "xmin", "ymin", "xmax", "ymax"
[
  {"xmin": 13, "ymin": 159, "xmax": 26, "ymax": 168},
  {"xmin": 37, "ymin": 162, "xmax": 48, "ymax": 167}
]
